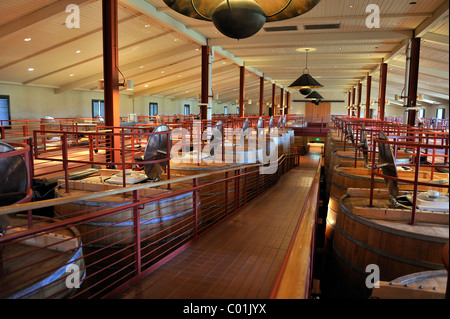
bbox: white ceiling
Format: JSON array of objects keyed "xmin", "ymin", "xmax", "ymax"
[{"xmin": 0, "ymin": 0, "xmax": 448, "ymax": 108}]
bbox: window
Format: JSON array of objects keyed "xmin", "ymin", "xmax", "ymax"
[
  {"xmin": 436, "ymin": 108, "xmax": 445, "ymax": 119},
  {"xmin": 184, "ymin": 104, "xmax": 190, "ymax": 116},
  {"xmin": 224, "ymin": 105, "xmax": 228, "ymax": 115},
  {"xmin": 236, "ymin": 106, "xmax": 239, "ymax": 114},
  {"xmin": 149, "ymin": 103, "xmax": 158, "ymax": 116},
  {"xmin": 92, "ymin": 99, "xmax": 104, "ymax": 118},
  {"xmin": 418, "ymin": 108, "xmax": 425, "ymax": 118},
  {"xmin": 0, "ymin": 95, "xmax": 11, "ymax": 126}
]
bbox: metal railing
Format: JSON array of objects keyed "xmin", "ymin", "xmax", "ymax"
[
  {"xmin": 270, "ymin": 160, "xmax": 321, "ymax": 299},
  {"xmin": 0, "ymin": 143, "xmax": 301, "ymax": 298}
]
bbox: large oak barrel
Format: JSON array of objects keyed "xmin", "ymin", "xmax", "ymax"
[
  {"xmin": 0, "ymin": 215, "xmax": 85, "ymax": 299},
  {"xmin": 370, "ymin": 270, "xmax": 448, "ymax": 299},
  {"xmin": 323, "ymin": 190, "xmax": 448, "ymax": 299},
  {"xmin": 53, "ymin": 178, "xmax": 196, "ymax": 295},
  {"xmin": 324, "ymin": 167, "xmax": 449, "ymax": 255},
  {"xmin": 325, "ymin": 150, "xmax": 412, "ymax": 197},
  {"xmin": 170, "ymin": 161, "xmax": 244, "ymax": 229}
]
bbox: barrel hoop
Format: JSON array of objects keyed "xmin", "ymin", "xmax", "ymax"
[
  {"xmin": 334, "ymin": 168, "xmax": 448, "ymax": 185},
  {"xmin": 333, "ymin": 221, "xmax": 446, "ymax": 271},
  {"xmin": 331, "ymin": 182, "xmax": 347, "ymax": 191},
  {"xmin": 72, "ymin": 192, "xmax": 193, "ymax": 207},
  {"xmin": 83, "ymin": 205, "xmax": 197, "ymax": 228},
  {"xmin": 8, "ymin": 246, "xmax": 85, "ymax": 299}
]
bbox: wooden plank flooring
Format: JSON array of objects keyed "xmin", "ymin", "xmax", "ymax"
[{"xmin": 113, "ymin": 154, "xmax": 321, "ymax": 299}]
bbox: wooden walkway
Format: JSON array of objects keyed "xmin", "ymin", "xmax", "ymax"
[{"xmin": 112, "ymin": 153, "xmax": 321, "ymax": 299}]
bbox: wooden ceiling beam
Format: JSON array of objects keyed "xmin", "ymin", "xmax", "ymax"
[
  {"xmin": 55, "ymin": 44, "xmax": 197, "ymax": 94},
  {"xmin": 0, "ymin": 0, "xmax": 95, "ymax": 39},
  {"xmin": 208, "ymin": 31, "xmax": 413, "ymax": 48}
]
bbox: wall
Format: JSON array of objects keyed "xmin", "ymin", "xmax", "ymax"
[
  {"xmin": 0, "ymin": 83, "xmax": 132, "ymax": 120},
  {"xmin": 1, "ymin": 82, "xmax": 447, "ymax": 121}
]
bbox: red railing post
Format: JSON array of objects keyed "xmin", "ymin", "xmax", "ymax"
[
  {"xmin": 166, "ymin": 131, "xmax": 171, "ymax": 190},
  {"xmin": 62, "ymin": 132, "xmax": 70, "ymax": 193},
  {"xmin": 369, "ymin": 137, "xmax": 377, "ymax": 207},
  {"xmin": 225, "ymin": 171, "xmax": 229, "ymax": 216},
  {"xmin": 193, "ymin": 177, "xmax": 198, "ymax": 237},
  {"xmin": 133, "ymin": 189, "xmax": 141, "ymax": 276},
  {"xmin": 234, "ymin": 169, "xmax": 240, "ymax": 212},
  {"xmin": 410, "ymin": 145, "xmax": 422, "ymax": 225}
]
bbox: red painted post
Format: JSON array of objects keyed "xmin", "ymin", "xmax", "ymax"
[
  {"xmin": 239, "ymin": 66, "xmax": 245, "ymax": 118},
  {"xmin": 193, "ymin": 178, "xmax": 198, "ymax": 236},
  {"xmin": 201, "ymin": 46, "xmax": 210, "ymax": 120},
  {"xmin": 225, "ymin": 171, "xmax": 229, "ymax": 216},
  {"xmin": 102, "ymin": 0, "xmax": 121, "ymax": 164},
  {"xmin": 62, "ymin": 133, "xmax": 69, "ymax": 193},
  {"xmin": 357, "ymin": 82, "xmax": 362, "ymax": 118},
  {"xmin": 378, "ymin": 63, "xmax": 388, "ymax": 121},
  {"xmin": 133, "ymin": 189, "xmax": 141, "ymax": 276},
  {"xmin": 259, "ymin": 77, "xmax": 264, "ymax": 117},
  {"xmin": 365, "ymin": 75, "xmax": 372, "ymax": 119}
]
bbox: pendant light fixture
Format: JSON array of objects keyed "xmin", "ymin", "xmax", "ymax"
[
  {"xmin": 289, "ymin": 48, "xmax": 323, "ymax": 90},
  {"xmin": 305, "ymin": 90, "xmax": 323, "ymax": 100},
  {"xmin": 306, "ymin": 90, "xmax": 323, "ymax": 105},
  {"xmin": 163, "ymin": 0, "xmax": 321, "ymax": 39}
]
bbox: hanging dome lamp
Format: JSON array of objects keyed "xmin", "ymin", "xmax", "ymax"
[
  {"xmin": 163, "ymin": 0, "xmax": 321, "ymax": 39},
  {"xmin": 289, "ymin": 48, "xmax": 323, "ymax": 90}
]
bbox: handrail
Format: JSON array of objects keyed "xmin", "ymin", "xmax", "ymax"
[
  {"xmin": 270, "ymin": 159, "xmax": 321, "ymax": 299},
  {"xmin": 0, "ymin": 151, "xmax": 300, "ymax": 299},
  {"xmin": 369, "ymin": 136, "xmax": 449, "ymax": 225},
  {"xmin": 0, "ymin": 154, "xmax": 285, "ymax": 217}
]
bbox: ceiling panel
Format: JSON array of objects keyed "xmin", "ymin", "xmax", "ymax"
[{"xmin": 0, "ymin": 0, "xmax": 447, "ymax": 108}]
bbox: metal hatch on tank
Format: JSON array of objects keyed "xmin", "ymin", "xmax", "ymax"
[
  {"xmin": 359, "ymin": 124, "xmax": 369, "ymax": 167},
  {"xmin": 209, "ymin": 120, "xmax": 224, "ymax": 158},
  {"xmin": 143, "ymin": 124, "xmax": 172, "ymax": 182},
  {"xmin": 376, "ymin": 131, "xmax": 402, "ymax": 207},
  {"xmin": 0, "ymin": 141, "xmax": 28, "ymax": 207}
]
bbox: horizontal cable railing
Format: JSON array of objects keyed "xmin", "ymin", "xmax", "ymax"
[{"xmin": 0, "ymin": 148, "xmax": 301, "ymax": 299}]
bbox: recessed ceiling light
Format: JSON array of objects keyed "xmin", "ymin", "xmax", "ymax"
[
  {"xmin": 28, "ymin": 68, "xmax": 35, "ymax": 71},
  {"xmin": 69, "ymin": 74, "xmax": 75, "ymax": 77},
  {"xmin": 24, "ymin": 38, "xmax": 31, "ymax": 42},
  {"xmin": 76, "ymin": 50, "xmax": 81, "ymax": 54},
  {"xmin": 139, "ymin": 66, "xmax": 144, "ymax": 69},
  {"xmin": 161, "ymin": 71, "xmax": 165, "ymax": 74},
  {"xmin": 144, "ymin": 24, "xmax": 150, "ymax": 28},
  {"xmin": 296, "ymin": 47, "xmax": 317, "ymax": 52},
  {"xmin": 144, "ymin": 85, "xmax": 149, "ymax": 88}
]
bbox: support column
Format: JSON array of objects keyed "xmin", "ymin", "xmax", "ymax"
[
  {"xmin": 407, "ymin": 37, "xmax": 421, "ymax": 126},
  {"xmin": 378, "ymin": 63, "xmax": 388, "ymax": 121},
  {"xmin": 102, "ymin": 0, "xmax": 120, "ymax": 164},
  {"xmin": 286, "ymin": 91, "xmax": 290, "ymax": 115},
  {"xmin": 271, "ymin": 83, "xmax": 276, "ymax": 116},
  {"xmin": 348, "ymin": 90, "xmax": 352, "ymax": 116},
  {"xmin": 351, "ymin": 87, "xmax": 356, "ymax": 116},
  {"xmin": 201, "ymin": 46, "xmax": 212, "ymax": 120},
  {"xmin": 239, "ymin": 66, "xmax": 245, "ymax": 118},
  {"xmin": 280, "ymin": 88, "xmax": 284, "ymax": 115},
  {"xmin": 357, "ymin": 82, "xmax": 362, "ymax": 118},
  {"xmin": 365, "ymin": 75, "xmax": 372, "ymax": 119},
  {"xmin": 259, "ymin": 77, "xmax": 264, "ymax": 116}
]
